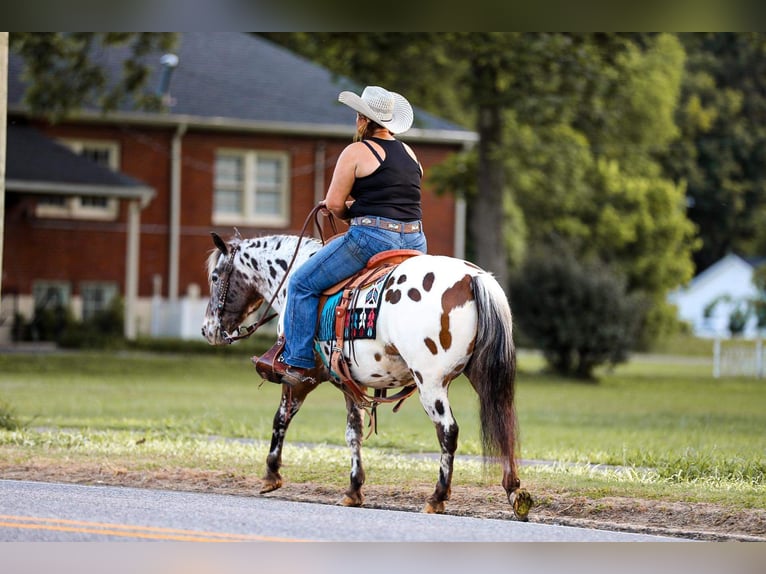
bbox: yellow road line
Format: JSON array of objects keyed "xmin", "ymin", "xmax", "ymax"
[{"xmin": 0, "ymin": 514, "xmax": 304, "ymax": 542}]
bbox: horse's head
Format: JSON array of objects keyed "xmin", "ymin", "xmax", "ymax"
[{"xmin": 201, "ymin": 232, "xmax": 266, "ymax": 345}]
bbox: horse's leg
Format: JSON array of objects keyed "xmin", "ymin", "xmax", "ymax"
[
  {"xmin": 505, "ymin": 461, "xmax": 534, "ymax": 522},
  {"xmin": 417, "ymin": 381, "xmax": 458, "ymax": 514},
  {"xmin": 340, "ymin": 393, "xmax": 366, "ymax": 507},
  {"xmin": 261, "ymin": 380, "xmax": 319, "ymax": 493}
]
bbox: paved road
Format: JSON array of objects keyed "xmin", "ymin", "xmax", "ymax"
[{"xmin": 0, "ymin": 479, "xmax": 679, "ymax": 542}]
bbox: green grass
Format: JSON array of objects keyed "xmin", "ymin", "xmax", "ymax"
[
  {"xmin": 0, "ymin": 347, "xmax": 764, "ymax": 509},
  {"xmin": 646, "ymin": 333, "xmax": 717, "ymax": 356}
]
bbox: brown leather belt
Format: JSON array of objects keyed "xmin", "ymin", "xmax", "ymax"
[{"xmin": 350, "ymin": 216, "xmax": 422, "ymax": 233}]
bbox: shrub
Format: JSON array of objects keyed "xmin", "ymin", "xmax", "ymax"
[
  {"xmin": 510, "ymin": 248, "xmax": 644, "ymax": 379},
  {"xmin": 58, "ymin": 296, "xmax": 125, "ymax": 349},
  {"xmin": 15, "ymin": 296, "xmax": 126, "ymax": 349},
  {"xmin": 17, "ymin": 304, "xmax": 77, "ymax": 342},
  {"xmin": 0, "ymin": 398, "xmax": 24, "ymax": 431}
]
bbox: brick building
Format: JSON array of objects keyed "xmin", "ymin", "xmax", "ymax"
[{"xmin": 1, "ymin": 33, "xmax": 476, "ymax": 342}]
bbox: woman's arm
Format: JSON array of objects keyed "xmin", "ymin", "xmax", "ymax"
[{"xmin": 324, "ymin": 144, "xmax": 361, "ymax": 220}]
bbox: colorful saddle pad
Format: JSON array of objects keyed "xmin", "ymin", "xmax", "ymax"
[{"xmin": 317, "ymin": 270, "xmax": 393, "ymax": 342}]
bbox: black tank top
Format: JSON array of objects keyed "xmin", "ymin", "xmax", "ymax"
[{"xmin": 348, "ymin": 137, "xmax": 422, "ymax": 222}]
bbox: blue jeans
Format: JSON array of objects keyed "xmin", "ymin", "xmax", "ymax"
[{"xmin": 282, "ymin": 220, "xmax": 427, "ymax": 368}]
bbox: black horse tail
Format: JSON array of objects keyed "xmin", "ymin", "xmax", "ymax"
[{"xmin": 464, "ymin": 272, "xmax": 519, "ymax": 489}]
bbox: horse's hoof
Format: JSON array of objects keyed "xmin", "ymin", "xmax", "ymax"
[
  {"xmin": 424, "ymin": 500, "xmax": 445, "ymax": 514},
  {"xmin": 260, "ymin": 478, "xmax": 282, "ymax": 494},
  {"xmin": 510, "ymin": 488, "xmax": 533, "ymax": 521},
  {"xmin": 341, "ymin": 494, "xmax": 363, "ymax": 507}
]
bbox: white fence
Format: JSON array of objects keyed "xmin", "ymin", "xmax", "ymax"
[
  {"xmin": 151, "ymin": 295, "xmax": 209, "ymax": 340},
  {"xmin": 713, "ymin": 339, "xmax": 764, "ymax": 378},
  {"xmin": 150, "ymin": 295, "xmax": 278, "ymax": 341}
]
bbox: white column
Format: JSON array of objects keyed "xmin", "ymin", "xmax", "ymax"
[
  {"xmin": 454, "ymin": 194, "xmax": 466, "ymax": 260},
  {"xmin": 168, "ymin": 123, "xmax": 186, "ymax": 301},
  {"xmin": 0, "ymin": 33, "xmax": 8, "ymax": 303},
  {"xmin": 124, "ymin": 199, "xmax": 141, "ymax": 340}
]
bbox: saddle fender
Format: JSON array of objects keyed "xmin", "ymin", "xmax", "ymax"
[{"xmin": 318, "ymin": 249, "xmax": 422, "ymax": 409}]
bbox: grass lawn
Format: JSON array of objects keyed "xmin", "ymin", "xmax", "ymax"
[{"xmin": 0, "ymin": 347, "xmax": 764, "ymax": 510}]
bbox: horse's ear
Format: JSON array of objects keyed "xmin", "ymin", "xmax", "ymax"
[{"xmin": 211, "ymin": 232, "xmax": 228, "ymax": 256}]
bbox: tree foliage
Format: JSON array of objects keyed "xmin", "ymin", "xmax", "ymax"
[
  {"xmin": 662, "ymin": 33, "xmax": 766, "ymax": 272},
  {"xmin": 753, "ymin": 265, "xmax": 766, "ymax": 330}
]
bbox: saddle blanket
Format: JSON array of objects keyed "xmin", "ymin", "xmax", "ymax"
[{"xmin": 317, "ymin": 270, "xmax": 393, "ymax": 341}]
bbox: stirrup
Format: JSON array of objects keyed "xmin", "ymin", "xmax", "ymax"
[{"xmin": 253, "ymin": 337, "xmax": 286, "ymax": 384}]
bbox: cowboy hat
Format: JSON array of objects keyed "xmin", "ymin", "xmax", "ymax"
[{"xmin": 338, "ymin": 86, "xmax": 414, "ymax": 135}]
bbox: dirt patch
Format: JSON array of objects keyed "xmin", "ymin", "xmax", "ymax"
[{"xmin": 2, "ymin": 461, "xmax": 764, "ymax": 541}]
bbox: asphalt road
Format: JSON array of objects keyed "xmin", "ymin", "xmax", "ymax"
[{"xmin": 0, "ymin": 478, "xmax": 678, "ymax": 542}]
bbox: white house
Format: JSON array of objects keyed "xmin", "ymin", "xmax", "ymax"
[{"xmin": 668, "ymin": 253, "xmax": 764, "ymax": 339}]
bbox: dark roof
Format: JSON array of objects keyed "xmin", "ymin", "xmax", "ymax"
[
  {"xmin": 8, "ymin": 33, "xmax": 473, "ymax": 140},
  {"xmin": 5, "ymin": 123, "xmax": 154, "ymax": 202}
]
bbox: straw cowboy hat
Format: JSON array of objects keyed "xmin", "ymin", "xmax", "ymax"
[{"xmin": 338, "ymin": 86, "xmax": 414, "ymax": 135}]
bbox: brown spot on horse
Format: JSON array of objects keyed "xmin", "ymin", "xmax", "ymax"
[{"xmin": 439, "ymin": 275, "xmax": 474, "ymax": 351}]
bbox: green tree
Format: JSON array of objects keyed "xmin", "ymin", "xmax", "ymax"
[
  {"xmin": 10, "ymin": 32, "xmax": 178, "ymax": 121},
  {"xmin": 447, "ymin": 34, "xmax": 696, "ymax": 341},
  {"xmin": 753, "ymin": 265, "xmax": 766, "ymax": 331},
  {"xmin": 662, "ymin": 33, "xmax": 766, "ymax": 272}
]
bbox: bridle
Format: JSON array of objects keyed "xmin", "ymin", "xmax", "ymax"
[
  {"xmin": 213, "ymin": 239, "xmax": 268, "ymax": 343},
  {"xmin": 213, "ymin": 203, "xmax": 338, "ymax": 344}
]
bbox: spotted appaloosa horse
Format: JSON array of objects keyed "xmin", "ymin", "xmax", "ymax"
[{"xmin": 201, "ymin": 232, "xmax": 532, "ymax": 520}]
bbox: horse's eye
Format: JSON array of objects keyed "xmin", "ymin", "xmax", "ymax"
[{"xmin": 212, "ymin": 274, "xmax": 219, "ymax": 283}]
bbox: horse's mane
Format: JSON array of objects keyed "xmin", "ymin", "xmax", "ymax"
[{"xmin": 205, "ymin": 233, "xmax": 323, "ymax": 283}]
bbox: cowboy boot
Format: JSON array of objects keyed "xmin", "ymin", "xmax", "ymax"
[
  {"xmin": 252, "ymin": 337, "xmax": 287, "ymax": 384},
  {"xmin": 252, "ymin": 338, "xmax": 320, "ymax": 386},
  {"xmin": 280, "ymin": 365, "xmax": 318, "ymax": 387}
]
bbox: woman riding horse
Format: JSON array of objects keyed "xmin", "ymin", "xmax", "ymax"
[{"xmin": 254, "ymin": 86, "xmax": 427, "ymax": 387}]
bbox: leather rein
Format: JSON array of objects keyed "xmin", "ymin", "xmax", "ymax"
[
  {"xmin": 216, "ymin": 205, "xmax": 417, "ymax": 423},
  {"xmin": 216, "ymin": 203, "xmax": 338, "ymax": 344}
]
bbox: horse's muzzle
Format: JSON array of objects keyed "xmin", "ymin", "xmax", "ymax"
[{"xmin": 201, "ymin": 318, "xmax": 226, "ymax": 345}]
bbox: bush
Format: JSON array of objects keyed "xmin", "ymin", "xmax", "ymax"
[
  {"xmin": 0, "ymin": 398, "xmax": 24, "ymax": 431},
  {"xmin": 58, "ymin": 296, "xmax": 125, "ymax": 349},
  {"xmin": 15, "ymin": 297, "xmax": 126, "ymax": 349},
  {"xmin": 14, "ymin": 304, "xmax": 76, "ymax": 342},
  {"xmin": 510, "ymin": 248, "xmax": 644, "ymax": 379}
]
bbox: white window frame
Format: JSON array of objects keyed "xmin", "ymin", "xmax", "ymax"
[
  {"xmin": 80, "ymin": 281, "xmax": 119, "ymax": 321},
  {"xmin": 32, "ymin": 281, "xmax": 71, "ymax": 310},
  {"xmin": 212, "ymin": 149, "xmax": 290, "ymax": 227},
  {"xmin": 36, "ymin": 139, "xmax": 121, "ymax": 220}
]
